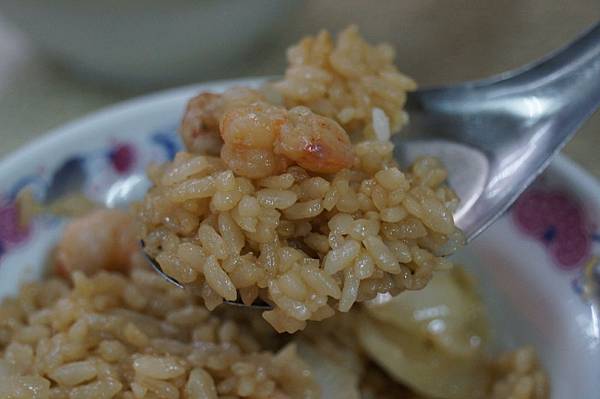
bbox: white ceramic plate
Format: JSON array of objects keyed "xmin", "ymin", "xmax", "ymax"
[{"xmin": 0, "ymin": 78, "xmax": 598, "ymax": 398}]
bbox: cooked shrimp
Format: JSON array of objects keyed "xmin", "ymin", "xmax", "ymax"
[
  {"xmin": 180, "ymin": 88, "xmax": 265, "ymax": 155},
  {"xmin": 180, "ymin": 92, "xmax": 223, "ymax": 155},
  {"xmin": 219, "ymin": 101, "xmax": 355, "ymax": 178},
  {"xmin": 276, "ymin": 106, "xmax": 356, "ymax": 173},
  {"xmin": 220, "ymin": 101, "xmax": 287, "ymax": 148},
  {"xmin": 220, "ymin": 101, "xmax": 290, "ymax": 178},
  {"xmin": 55, "ymin": 209, "xmax": 139, "ymax": 277}
]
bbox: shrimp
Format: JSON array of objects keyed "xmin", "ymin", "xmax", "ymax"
[
  {"xmin": 219, "ymin": 101, "xmax": 290, "ymax": 178},
  {"xmin": 276, "ymin": 106, "xmax": 356, "ymax": 173},
  {"xmin": 180, "ymin": 88, "xmax": 265, "ymax": 155},
  {"xmin": 180, "ymin": 92, "xmax": 223, "ymax": 155},
  {"xmin": 219, "ymin": 102, "xmax": 355, "ymax": 178},
  {"xmin": 220, "ymin": 101, "xmax": 287, "ymax": 149},
  {"xmin": 55, "ymin": 209, "xmax": 139, "ymax": 277}
]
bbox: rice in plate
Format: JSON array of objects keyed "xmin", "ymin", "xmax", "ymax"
[{"xmin": 0, "ymin": 27, "xmax": 549, "ymax": 398}]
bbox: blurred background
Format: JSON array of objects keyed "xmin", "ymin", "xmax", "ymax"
[{"xmin": 0, "ymin": 0, "xmax": 599, "ymax": 176}]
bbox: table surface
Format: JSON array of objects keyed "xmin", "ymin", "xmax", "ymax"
[{"xmin": 1, "ymin": 1, "xmax": 599, "ymax": 178}]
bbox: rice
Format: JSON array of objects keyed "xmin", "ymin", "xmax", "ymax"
[
  {"xmin": 371, "ymin": 108, "xmax": 391, "ymax": 142},
  {"xmin": 139, "ymin": 33, "xmax": 455, "ymax": 324},
  {"xmin": 0, "ymin": 269, "xmax": 317, "ymax": 398},
  {"xmin": 0, "ymin": 264, "xmax": 548, "ymax": 399},
  {"xmin": 0, "ymin": 25, "xmax": 550, "ymax": 399},
  {"xmin": 273, "ymin": 25, "xmax": 416, "ymax": 138},
  {"xmin": 489, "ymin": 347, "xmax": 550, "ymax": 399},
  {"xmin": 138, "ymin": 140, "xmax": 463, "ymax": 332}
]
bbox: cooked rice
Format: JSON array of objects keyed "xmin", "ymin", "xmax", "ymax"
[
  {"xmin": 0, "ymin": 265, "xmax": 548, "ymax": 399},
  {"xmin": 273, "ymin": 25, "xmax": 416, "ymax": 138},
  {"xmin": 138, "ymin": 140, "xmax": 463, "ymax": 332},
  {"xmin": 0, "ymin": 268, "xmax": 317, "ymax": 399},
  {"xmin": 489, "ymin": 347, "xmax": 549, "ymax": 399},
  {"xmin": 144, "ymin": 27, "xmax": 461, "ymax": 333},
  {"xmin": 0, "ymin": 25, "xmax": 550, "ymax": 399}
]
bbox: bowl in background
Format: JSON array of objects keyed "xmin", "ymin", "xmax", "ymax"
[{"xmin": 0, "ymin": 0, "xmax": 300, "ymax": 89}]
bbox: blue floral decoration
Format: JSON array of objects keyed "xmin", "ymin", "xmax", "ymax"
[
  {"xmin": 45, "ymin": 157, "xmax": 86, "ymax": 203},
  {"xmin": 151, "ymin": 127, "xmax": 181, "ymax": 160}
]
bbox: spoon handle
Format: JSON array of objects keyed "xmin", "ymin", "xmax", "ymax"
[{"xmin": 510, "ymin": 21, "xmax": 600, "ymax": 132}]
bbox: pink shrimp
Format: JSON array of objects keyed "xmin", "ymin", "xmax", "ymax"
[
  {"xmin": 219, "ymin": 101, "xmax": 290, "ymax": 178},
  {"xmin": 219, "ymin": 102, "xmax": 355, "ymax": 178},
  {"xmin": 180, "ymin": 88, "xmax": 265, "ymax": 155},
  {"xmin": 55, "ymin": 209, "xmax": 139, "ymax": 277},
  {"xmin": 180, "ymin": 92, "xmax": 223, "ymax": 156},
  {"xmin": 276, "ymin": 106, "xmax": 356, "ymax": 174}
]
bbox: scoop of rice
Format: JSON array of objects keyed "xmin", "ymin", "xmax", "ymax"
[{"xmin": 138, "ymin": 140, "xmax": 463, "ymax": 332}]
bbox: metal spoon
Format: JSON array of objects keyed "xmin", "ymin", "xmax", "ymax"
[
  {"xmin": 146, "ymin": 21, "xmax": 600, "ymax": 308},
  {"xmin": 396, "ymin": 21, "xmax": 600, "ymax": 242},
  {"xmin": 140, "ymin": 241, "xmax": 272, "ymax": 309}
]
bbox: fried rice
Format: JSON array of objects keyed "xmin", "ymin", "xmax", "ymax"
[
  {"xmin": 273, "ymin": 25, "xmax": 416, "ymax": 138},
  {"xmin": 139, "ymin": 26, "xmax": 462, "ymax": 332},
  {"xmin": 0, "ymin": 259, "xmax": 548, "ymax": 399},
  {"xmin": 0, "ymin": 26, "xmax": 549, "ymax": 399}
]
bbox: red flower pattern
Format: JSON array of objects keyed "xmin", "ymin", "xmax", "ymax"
[
  {"xmin": 109, "ymin": 143, "xmax": 136, "ymax": 174},
  {"xmin": 0, "ymin": 201, "xmax": 30, "ymax": 256},
  {"xmin": 513, "ymin": 189, "xmax": 591, "ymax": 269}
]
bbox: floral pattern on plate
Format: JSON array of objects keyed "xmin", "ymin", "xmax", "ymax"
[
  {"xmin": 512, "ymin": 188, "xmax": 594, "ymax": 269},
  {"xmin": 0, "ymin": 200, "xmax": 30, "ymax": 257},
  {"xmin": 0, "ymin": 127, "xmax": 181, "ymax": 262},
  {"xmin": 511, "ymin": 181, "xmax": 600, "ymax": 304}
]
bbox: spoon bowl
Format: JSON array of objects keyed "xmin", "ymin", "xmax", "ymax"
[{"xmin": 140, "ymin": 241, "xmax": 273, "ymax": 309}]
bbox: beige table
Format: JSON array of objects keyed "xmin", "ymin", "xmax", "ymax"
[{"xmin": 1, "ymin": 1, "xmax": 599, "ymax": 178}]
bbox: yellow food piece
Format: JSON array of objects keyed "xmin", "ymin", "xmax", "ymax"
[{"xmin": 359, "ymin": 268, "xmax": 490, "ymax": 398}]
